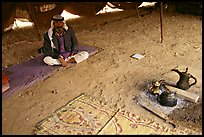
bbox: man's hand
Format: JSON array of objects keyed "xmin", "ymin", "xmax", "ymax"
[
  {"xmin": 58, "ymin": 57, "xmax": 68, "ymax": 67},
  {"xmin": 66, "ymin": 52, "xmax": 77, "ymax": 63},
  {"xmin": 70, "ymin": 52, "xmax": 75, "ymax": 56}
]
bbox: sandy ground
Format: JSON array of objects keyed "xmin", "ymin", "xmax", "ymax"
[{"xmin": 2, "ymin": 7, "xmax": 202, "ymax": 135}]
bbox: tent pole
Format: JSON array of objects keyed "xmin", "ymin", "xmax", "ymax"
[
  {"xmin": 27, "ymin": 2, "xmax": 42, "ymax": 41},
  {"xmin": 160, "ymin": 2, "xmax": 163, "ymax": 43},
  {"xmin": 135, "ymin": 2, "xmax": 140, "ymax": 17}
]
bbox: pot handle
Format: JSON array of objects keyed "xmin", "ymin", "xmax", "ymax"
[{"xmin": 189, "ymin": 75, "xmax": 197, "ymax": 87}]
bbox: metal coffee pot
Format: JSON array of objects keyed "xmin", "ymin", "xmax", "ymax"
[
  {"xmin": 171, "ymin": 67, "xmax": 197, "ymax": 90},
  {"xmin": 148, "ymin": 79, "xmax": 164, "ymax": 95},
  {"xmin": 157, "ymin": 90, "xmax": 177, "ymax": 107},
  {"xmin": 157, "ymin": 83, "xmax": 178, "ymax": 107}
]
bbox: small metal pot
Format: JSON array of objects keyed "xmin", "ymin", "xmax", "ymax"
[{"xmin": 157, "ymin": 91, "xmax": 177, "ymax": 107}]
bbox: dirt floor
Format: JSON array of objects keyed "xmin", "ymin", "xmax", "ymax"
[{"xmin": 2, "ymin": 7, "xmax": 202, "ymax": 135}]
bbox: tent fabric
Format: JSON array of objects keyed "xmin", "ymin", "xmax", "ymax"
[
  {"xmin": 2, "ymin": 45, "xmax": 98, "ymax": 98},
  {"xmin": 3, "ymin": 2, "xmax": 144, "ymax": 31}
]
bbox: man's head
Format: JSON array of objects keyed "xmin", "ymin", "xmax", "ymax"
[{"xmin": 52, "ymin": 15, "xmax": 64, "ymax": 33}]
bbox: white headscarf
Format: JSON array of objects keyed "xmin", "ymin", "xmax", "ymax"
[{"xmin": 47, "ymin": 15, "xmax": 68, "ymax": 49}]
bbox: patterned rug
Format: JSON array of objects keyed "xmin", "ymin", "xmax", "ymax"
[
  {"xmin": 34, "ymin": 93, "xmax": 118, "ymax": 135},
  {"xmin": 98, "ymin": 109, "xmax": 200, "ymax": 135},
  {"xmin": 34, "ymin": 94, "xmax": 200, "ymax": 135}
]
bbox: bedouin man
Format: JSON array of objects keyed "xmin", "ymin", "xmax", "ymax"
[{"xmin": 43, "ymin": 15, "xmax": 89, "ymax": 67}]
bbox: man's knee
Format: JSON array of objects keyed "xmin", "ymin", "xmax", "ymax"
[
  {"xmin": 43, "ymin": 56, "xmax": 61, "ymax": 65},
  {"xmin": 74, "ymin": 51, "xmax": 89, "ymax": 63}
]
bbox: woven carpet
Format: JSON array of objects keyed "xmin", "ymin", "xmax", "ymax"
[
  {"xmin": 34, "ymin": 94, "xmax": 199, "ymax": 135},
  {"xmin": 2, "ymin": 45, "xmax": 98, "ymax": 98},
  {"xmin": 97, "ymin": 109, "xmax": 199, "ymax": 135},
  {"xmin": 34, "ymin": 93, "xmax": 118, "ymax": 135}
]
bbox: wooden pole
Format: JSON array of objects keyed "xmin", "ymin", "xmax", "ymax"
[
  {"xmin": 139, "ymin": 96, "xmax": 176, "ymax": 127},
  {"xmin": 27, "ymin": 2, "xmax": 42, "ymax": 41},
  {"xmin": 14, "ymin": 18, "xmax": 18, "ymax": 28},
  {"xmin": 160, "ymin": 2, "xmax": 163, "ymax": 43},
  {"xmin": 166, "ymin": 85, "xmax": 199, "ymax": 103},
  {"xmin": 135, "ymin": 2, "xmax": 140, "ymax": 17}
]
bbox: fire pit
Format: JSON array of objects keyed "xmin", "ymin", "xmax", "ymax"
[{"xmin": 137, "ymin": 80, "xmax": 190, "ymax": 115}]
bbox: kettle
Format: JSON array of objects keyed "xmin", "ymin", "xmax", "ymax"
[
  {"xmin": 171, "ymin": 67, "xmax": 197, "ymax": 90},
  {"xmin": 157, "ymin": 90, "xmax": 177, "ymax": 107},
  {"xmin": 157, "ymin": 83, "xmax": 177, "ymax": 107}
]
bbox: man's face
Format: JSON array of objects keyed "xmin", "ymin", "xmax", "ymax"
[{"xmin": 54, "ymin": 21, "xmax": 64, "ymax": 32}]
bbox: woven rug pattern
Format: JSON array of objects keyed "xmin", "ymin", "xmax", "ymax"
[
  {"xmin": 35, "ymin": 94, "xmax": 200, "ymax": 135},
  {"xmin": 98, "ymin": 109, "xmax": 198, "ymax": 135},
  {"xmin": 35, "ymin": 93, "xmax": 117, "ymax": 135}
]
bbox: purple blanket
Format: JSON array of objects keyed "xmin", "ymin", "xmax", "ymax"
[{"xmin": 2, "ymin": 45, "xmax": 98, "ymax": 98}]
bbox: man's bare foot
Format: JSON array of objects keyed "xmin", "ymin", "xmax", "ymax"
[{"xmin": 61, "ymin": 61, "xmax": 69, "ymax": 67}]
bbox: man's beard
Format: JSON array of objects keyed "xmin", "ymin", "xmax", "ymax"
[{"xmin": 56, "ymin": 27, "xmax": 63, "ymax": 33}]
